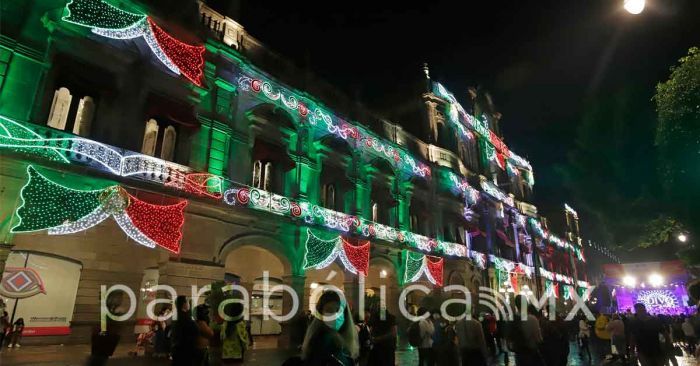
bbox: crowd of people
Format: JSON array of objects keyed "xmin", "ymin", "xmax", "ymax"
[
  {"xmin": 284, "ymin": 294, "xmax": 700, "ymax": 366},
  {"xmin": 78, "ymin": 291, "xmax": 700, "ymax": 365}
]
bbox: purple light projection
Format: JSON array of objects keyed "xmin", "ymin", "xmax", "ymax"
[{"xmin": 614, "ymin": 285, "xmax": 694, "ymax": 315}]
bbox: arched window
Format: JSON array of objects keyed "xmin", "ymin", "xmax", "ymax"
[
  {"xmin": 410, "ymin": 214, "xmax": 419, "ymax": 232},
  {"xmin": 141, "ymin": 119, "xmax": 159, "ymax": 156},
  {"xmin": 47, "ymin": 87, "xmax": 73, "ymax": 130},
  {"xmin": 263, "ymin": 162, "xmax": 273, "ymax": 191},
  {"xmin": 251, "ymin": 160, "xmax": 273, "ymax": 190},
  {"xmin": 72, "ymin": 96, "xmax": 95, "ymax": 137},
  {"xmin": 160, "ymin": 125, "xmax": 177, "ymax": 161},
  {"xmin": 252, "ymin": 160, "xmax": 262, "ymax": 188},
  {"xmin": 371, "ymin": 201, "xmax": 379, "ymax": 222},
  {"xmin": 322, "ymin": 184, "xmax": 336, "ymax": 210}
]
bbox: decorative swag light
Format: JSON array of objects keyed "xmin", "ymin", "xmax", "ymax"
[
  {"xmin": 12, "ymin": 166, "xmax": 187, "ymax": 253},
  {"xmin": 63, "ymin": 0, "xmax": 205, "ymax": 86}
]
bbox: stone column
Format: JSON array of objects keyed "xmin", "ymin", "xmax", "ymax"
[
  {"xmin": 396, "ymin": 183, "xmax": 413, "ymax": 231},
  {"xmin": 278, "ymin": 274, "xmax": 305, "ymax": 349},
  {"xmin": 343, "ymin": 272, "xmax": 362, "ymax": 316}
]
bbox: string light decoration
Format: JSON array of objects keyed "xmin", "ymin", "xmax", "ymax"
[
  {"xmin": 432, "ymin": 82, "xmax": 535, "ymax": 184},
  {"xmin": 62, "ymin": 0, "xmax": 204, "ymax": 85},
  {"xmin": 302, "ymin": 229, "xmax": 370, "ymax": 275},
  {"xmin": 11, "ymin": 166, "xmax": 187, "ymax": 253},
  {"xmin": 404, "ymin": 251, "xmax": 443, "ymax": 286},
  {"xmin": 563, "ymin": 285, "xmax": 573, "ymax": 301},
  {"xmin": 167, "ymin": 173, "xmax": 223, "ymax": 199},
  {"xmin": 63, "ymin": 0, "xmax": 145, "ymax": 30},
  {"xmin": 0, "ymin": 117, "xmax": 578, "ymax": 267},
  {"xmin": 237, "ymin": 75, "xmax": 431, "ymax": 178},
  {"xmin": 12, "ymin": 166, "xmax": 106, "ymax": 232},
  {"xmin": 124, "ymin": 193, "xmax": 187, "ymax": 253},
  {"xmin": 470, "ymin": 251, "xmax": 487, "ymax": 269},
  {"xmin": 0, "ymin": 116, "xmax": 69, "ymax": 163},
  {"xmin": 146, "ymin": 18, "xmax": 205, "ymax": 85}
]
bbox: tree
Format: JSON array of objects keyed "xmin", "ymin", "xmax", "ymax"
[{"xmin": 654, "ymin": 47, "xmax": 700, "ymax": 236}]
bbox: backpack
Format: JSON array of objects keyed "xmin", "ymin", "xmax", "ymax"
[{"xmin": 408, "ymin": 321, "xmax": 422, "ymax": 347}]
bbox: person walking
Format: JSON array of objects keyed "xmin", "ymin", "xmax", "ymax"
[
  {"xmin": 578, "ymin": 315, "xmax": 592, "ymax": 360},
  {"xmin": 301, "ymin": 291, "xmax": 359, "ymax": 366},
  {"xmin": 170, "ymin": 296, "xmax": 198, "ymax": 366},
  {"xmin": 7, "ymin": 318, "xmax": 24, "ymax": 348},
  {"xmin": 355, "ymin": 311, "xmax": 372, "ymax": 366},
  {"xmin": 507, "ymin": 297, "xmax": 544, "ymax": 366},
  {"xmin": 455, "ymin": 313, "xmax": 488, "ymax": 366},
  {"xmin": 594, "ymin": 312, "xmax": 612, "ymax": 361},
  {"xmin": 220, "ymin": 303, "xmax": 249, "ymax": 365},
  {"xmin": 683, "ymin": 316, "xmax": 697, "ymax": 355},
  {"xmin": 367, "ymin": 308, "xmax": 397, "ymax": 366},
  {"xmin": 607, "ymin": 313, "xmax": 627, "ymax": 363},
  {"xmin": 629, "ymin": 303, "xmax": 665, "ymax": 366},
  {"xmin": 194, "ymin": 304, "xmax": 214, "ymax": 366},
  {"xmin": 416, "ymin": 307, "xmax": 435, "ymax": 366}
]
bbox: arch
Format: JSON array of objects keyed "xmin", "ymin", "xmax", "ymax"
[
  {"xmin": 245, "ymin": 102, "xmax": 299, "ymax": 132},
  {"xmin": 368, "ymin": 156, "xmax": 396, "ymax": 178},
  {"xmin": 366, "ymin": 255, "xmax": 399, "ymax": 286},
  {"xmin": 447, "ymin": 270, "xmax": 465, "ymax": 287},
  {"xmin": 224, "ymin": 246, "xmax": 286, "ymax": 284},
  {"xmin": 217, "ymin": 233, "xmax": 295, "ymax": 275}
]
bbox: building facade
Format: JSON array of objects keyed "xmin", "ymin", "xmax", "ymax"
[{"xmin": 0, "ymin": 0, "xmax": 588, "ymax": 344}]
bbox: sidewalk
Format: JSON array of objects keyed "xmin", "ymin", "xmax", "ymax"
[{"xmin": 1, "ymin": 340, "xmax": 698, "ymax": 365}]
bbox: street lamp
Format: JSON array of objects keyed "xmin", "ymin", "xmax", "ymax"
[
  {"xmin": 678, "ymin": 233, "xmax": 688, "ymax": 243},
  {"xmin": 624, "ymin": 0, "xmax": 645, "ymax": 14}
]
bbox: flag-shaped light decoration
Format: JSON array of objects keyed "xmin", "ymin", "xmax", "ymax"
[
  {"xmin": 63, "ymin": 0, "xmax": 205, "ymax": 85},
  {"xmin": 12, "ymin": 166, "xmax": 187, "ymax": 253},
  {"xmin": 404, "ymin": 251, "xmax": 443, "ymax": 287},
  {"xmin": 303, "ymin": 229, "xmax": 370, "ymax": 276}
]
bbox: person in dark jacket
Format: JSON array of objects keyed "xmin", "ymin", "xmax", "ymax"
[
  {"xmin": 368, "ymin": 308, "xmax": 397, "ymax": 366},
  {"xmin": 170, "ymin": 296, "xmax": 198, "ymax": 366},
  {"xmin": 301, "ymin": 291, "xmax": 359, "ymax": 366}
]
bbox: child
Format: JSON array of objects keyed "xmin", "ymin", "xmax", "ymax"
[{"xmin": 8, "ymin": 318, "xmax": 24, "ymax": 348}]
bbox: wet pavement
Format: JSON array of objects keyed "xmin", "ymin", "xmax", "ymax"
[{"xmin": 1, "ymin": 339, "xmax": 698, "ymax": 365}]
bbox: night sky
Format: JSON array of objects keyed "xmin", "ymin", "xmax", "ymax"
[{"xmin": 221, "ymin": 0, "xmax": 699, "ymax": 245}]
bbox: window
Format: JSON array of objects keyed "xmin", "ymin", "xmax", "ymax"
[
  {"xmin": 252, "ymin": 160, "xmax": 262, "ymax": 188},
  {"xmin": 371, "ymin": 202, "xmax": 378, "ymax": 222},
  {"xmin": 47, "ymin": 87, "xmax": 73, "ymax": 130},
  {"xmin": 322, "ymin": 184, "xmax": 336, "ymax": 210},
  {"xmin": 263, "ymin": 162, "xmax": 272, "ymax": 191},
  {"xmin": 410, "ymin": 214, "xmax": 419, "ymax": 232},
  {"xmin": 73, "ymin": 96, "xmax": 95, "ymax": 137},
  {"xmin": 142, "ymin": 119, "xmax": 159, "ymax": 156},
  {"xmin": 252, "ymin": 160, "xmax": 273, "ymax": 190},
  {"xmin": 161, "ymin": 126, "xmax": 177, "ymax": 161},
  {"xmin": 141, "ymin": 119, "xmax": 177, "ymax": 161},
  {"xmin": 46, "ymin": 87, "xmax": 96, "ymax": 137}
]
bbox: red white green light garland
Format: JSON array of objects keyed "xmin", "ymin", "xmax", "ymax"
[
  {"xmin": 63, "ymin": 0, "xmax": 205, "ymax": 85},
  {"xmin": 11, "ymin": 166, "xmax": 187, "ymax": 253},
  {"xmin": 404, "ymin": 251, "xmax": 444, "ymax": 286},
  {"xmin": 237, "ymin": 75, "xmax": 431, "ymax": 179},
  {"xmin": 303, "ymin": 229, "xmax": 370, "ymax": 276}
]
